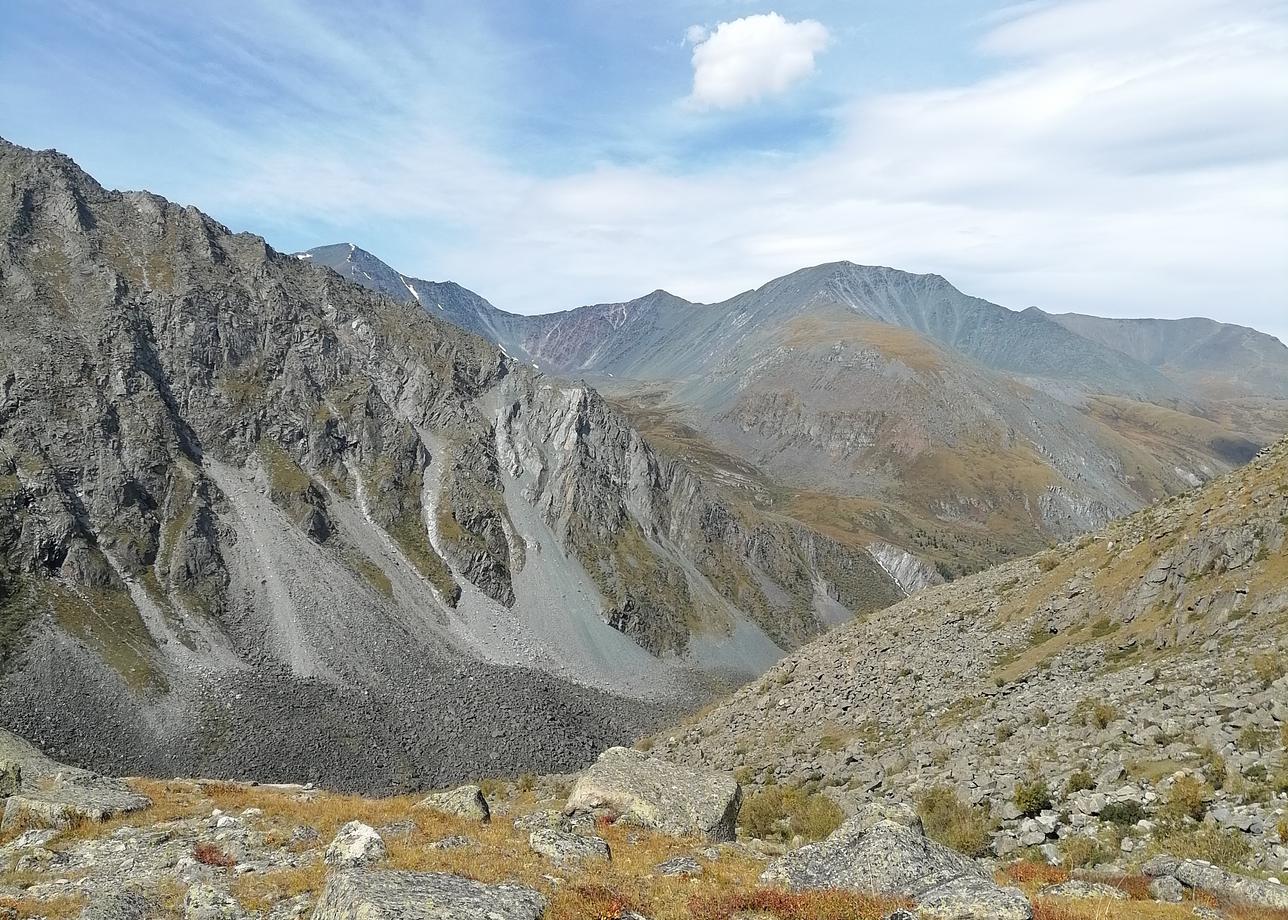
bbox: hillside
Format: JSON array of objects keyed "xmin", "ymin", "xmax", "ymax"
[
  {"xmin": 656, "ymin": 436, "xmax": 1288, "ymax": 874},
  {"xmin": 0, "ymin": 138, "xmax": 909, "ymax": 790}
]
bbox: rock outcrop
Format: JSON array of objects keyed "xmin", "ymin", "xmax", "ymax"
[
  {"xmin": 1143, "ymin": 855, "xmax": 1288, "ymax": 909},
  {"xmin": 416, "ymin": 784, "xmax": 490, "ymax": 823},
  {"xmin": 565, "ymin": 747, "xmax": 742, "ymax": 841},
  {"xmin": 312, "ymin": 870, "xmax": 547, "ymax": 920}
]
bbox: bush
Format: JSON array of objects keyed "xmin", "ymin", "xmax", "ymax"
[
  {"xmin": 739, "ymin": 785, "xmax": 845, "ymax": 843},
  {"xmin": 1197, "ymin": 745, "xmax": 1227, "ymax": 790},
  {"xmin": 1278, "ymin": 815, "xmax": 1288, "ymax": 844},
  {"xmin": 916, "ymin": 786, "xmax": 994, "ymax": 857},
  {"xmin": 1157, "ymin": 825, "xmax": 1251, "ymax": 869},
  {"xmin": 1100, "ymin": 801, "xmax": 1146, "ymax": 827},
  {"xmin": 1014, "ymin": 778, "xmax": 1053, "ymax": 817},
  {"xmin": 1251, "ymin": 652, "xmax": 1285, "ymax": 688},
  {"xmin": 1074, "ymin": 698, "xmax": 1119, "ymax": 730},
  {"xmin": 1064, "ymin": 769, "xmax": 1095, "ymax": 796},
  {"xmin": 194, "ymin": 841, "xmax": 236, "ymax": 868},
  {"xmin": 1059, "ymin": 834, "xmax": 1105, "ymax": 869},
  {"xmin": 1164, "ymin": 775, "xmax": 1211, "ymax": 822}
]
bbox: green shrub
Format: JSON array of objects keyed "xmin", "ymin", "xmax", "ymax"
[
  {"xmin": 916, "ymin": 786, "xmax": 994, "ymax": 857},
  {"xmin": 1157, "ymin": 825, "xmax": 1251, "ymax": 869},
  {"xmin": 1074, "ymin": 698, "xmax": 1119, "ymax": 730},
  {"xmin": 1164, "ymin": 775, "xmax": 1211, "ymax": 821},
  {"xmin": 1100, "ymin": 801, "xmax": 1146, "ymax": 827},
  {"xmin": 1197, "ymin": 746, "xmax": 1227, "ymax": 790},
  {"xmin": 1059, "ymin": 834, "xmax": 1105, "ymax": 869},
  {"xmin": 1278, "ymin": 815, "xmax": 1288, "ymax": 844},
  {"xmin": 1014, "ymin": 778, "xmax": 1053, "ymax": 817},
  {"xmin": 739, "ymin": 785, "xmax": 845, "ymax": 843},
  {"xmin": 1252, "ymin": 652, "xmax": 1285, "ymax": 688},
  {"xmin": 1238, "ymin": 725, "xmax": 1273, "ymax": 754},
  {"xmin": 1064, "ymin": 769, "xmax": 1095, "ymax": 796}
]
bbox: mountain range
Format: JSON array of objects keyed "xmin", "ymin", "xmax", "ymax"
[{"xmin": 302, "ymin": 242, "xmax": 1288, "ymax": 579}]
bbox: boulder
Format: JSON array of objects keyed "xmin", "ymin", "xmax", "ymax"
[
  {"xmin": 528, "ymin": 827, "xmax": 611, "ymax": 865},
  {"xmin": 1143, "ymin": 855, "xmax": 1288, "ymax": 909},
  {"xmin": 0, "ymin": 761, "xmax": 19, "ymax": 798},
  {"xmin": 761, "ymin": 805, "xmax": 1031, "ymax": 920},
  {"xmin": 416, "ymin": 784, "xmax": 490, "ymax": 823},
  {"xmin": 565, "ymin": 747, "xmax": 741, "ymax": 841},
  {"xmin": 325, "ymin": 821, "xmax": 386, "ymax": 869},
  {"xmin": 312, "ymin": 869, "xmax": 546, "ymax": 920},
  {"xmin": 1038, "ymin": 880, "xmax": 1129, "ymax": 901},
  {"xmin": 514, "ymin": 809, "xmax": 595, "ymax": 835},
  {"xmin": 1, "ymin": 780, "xmax": 151, "ymax": 830},
  {"xmin": 1149, "ymin": 875, "xmax": 1184, "ymax": 903},
  {"xmin": 183, "ymin": 885, "xmax": 244, "ymax": 920},
  {"xmin": 78, "ymin": 888, "xmax": 155, "ymax": 920},
  {"xmin": 655, "ymin": 855, "xmax": 703, "ymax": 877}
]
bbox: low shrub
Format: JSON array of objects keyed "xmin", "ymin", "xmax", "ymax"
[
  {"xmin": 1197, "ymin": 745, "xmax": 1227, "ymax": 789},
  {"xmin": 1100, "ymin": 801, "xmax": 1146, "ymax": 827},
  {"xmin": 688, "ymin": 889, "xmax": 908, "ymax": 920},
  {"xmin": 1251, "ymin": 652, "xmax": 1285, "ymax": 688},
  {"xmin": 1164, "ymin": 775, "xmax": 1211, "ymax": 822},
  {"xmin": 193, "ymin": 841, "xmax": 236, "ymax": 868},
  {"xmin": 1064, "ymin": 769, "xmax": 1095, "ymax": 796},
  {"xmin": 1058, "ymin": 834, "xmax": 1105, "ymax": 869},
  {"xmin": 1014, "ymin": 778, "xmax": 1053, "ymax": 817},
  {"xmin": 1073, "ymin": 698, "xmax": 1119, "ymax": 730},
  {"xmin": 1156, "ymin": 825, "xmax": 1252, "ymax": 868},
  {"xmin": 916, "ymin": 785, "xmax": 994, "ymax": 857},
  {"xmin": 738, "ymin": 784, "xmax": 845, "ymax": 843}
]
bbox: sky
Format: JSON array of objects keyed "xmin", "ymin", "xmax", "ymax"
[{"xmin": 5, "ymin": 0, "xmax": 1287, "ymax": 341}]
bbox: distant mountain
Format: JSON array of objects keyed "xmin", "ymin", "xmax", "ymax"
[
  {"xmin": 311, "ymin": 245, "xmax": 1288, "ymax": 579},
  {"xmin": 1043, "ymin": 311, "xmax": 1288, "ymax": 399}
]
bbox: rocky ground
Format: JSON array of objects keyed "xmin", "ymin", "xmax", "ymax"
[
  {"xmin": 4, "ymin": 739, "xmax": 1288, "ymax": 919},
  {"xmin": 656, "ymin": 439, "xmax": 1288, "ymax": 883}
]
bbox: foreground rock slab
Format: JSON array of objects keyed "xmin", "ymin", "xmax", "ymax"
[
  {"xmin": 761, "ymin": 805, "xmax": 1031, "ymax": 920},
  {"xmin": 312, "ymin": 869, "xmax": 547, "ymax": 920},
  {"xmin": 565, "ymin": 746, "xmax": 741, "ymax": 841},
  {"xmin": 416, "ymin": 784, "xmax": 491, "ymax": 822},
  {"xmin": 1143, "ymin": 855, "xmax": 1288, "ymax": 909},
  {"xmin": 1, "ymin": 782, "xmax": 151, "ymax": 830}
]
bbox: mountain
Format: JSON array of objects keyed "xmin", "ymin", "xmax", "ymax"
[
  {"xmin": 0, "ymin": 139, "xmax": 909, "ymax": 791},
  {"xmin": 655, "ymin": 435, "xmax": 1288, "ymax": 872},
  {"xmin": 1043, "ymin": 310, "xmax": 1288, "ymax": 400},
  {"xmin": 308, "ymin": 246, "xmax": 1288, "ymax": 580}
]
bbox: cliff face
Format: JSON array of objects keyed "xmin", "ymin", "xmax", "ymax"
[{"xmin": 0, "ymin": 139, "xmax": 899, "ymax": 789}]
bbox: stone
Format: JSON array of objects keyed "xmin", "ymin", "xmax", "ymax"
[
  {"xmin": 1, "ymin": 781, "xmax": 151, "ymax": 830},
  {"xmin": 1143, "ymin": 855, "xmax": 1288, "ymax": 909},
  {"xmin": 312, "ymin": 869, "xmax": 546, "ymax": 920},
  {"xmin": 183, "ymin": 885, "xmax": 244, "ymax": 920},
  {"xmin": 325, "ymin": 821, "xmax": 386, "ymax": 869},
  {"xmin": 566, "ymin": 747, "xmax": 742, "ymax": 841},
  {"xmin": 0, "ymin": 761, "xmax": 19, "ymax": 798},
  {"xmin": 415, "ymin": 784, "xmax": 491, "ymax": 823},
  {"xmin": 514, "ymin": 809, "xmax": 596, "ymax": 834},
  {"xmin": 655, "ymin": 855, "xmax": 703, "ymax": 877},
  {"xmin": 761, "ymin": 805, "xmax": 1031, "ymax": 919},
  {"xmin": 79, "ymin": 888, "xmax": 155, "ymax": 920},
  {"xmin": 1038, "ymin": 880, "xmax": 1129, "ymax": 900},
  {"xmin": 1149, "ymin": 875, "xmax": 1184, "ymax": 903},
  {"xmin": 528, "ymin": 827, "xmax": 611, "ymax": 865}
]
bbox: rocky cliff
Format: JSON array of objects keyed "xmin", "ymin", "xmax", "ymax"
[{"xmin": 0, "ymin": 139, "xmax": 902, "ymax": 790}]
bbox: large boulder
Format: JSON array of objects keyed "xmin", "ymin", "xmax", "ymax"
[
  {"xmin": 1143, "ymin": 855, "xmax": 1288, "ymax": 909},
  {"xmin": 528, "ymin": 828, "xmax": 611, "ymax": 865},
  {"xmin": 565, "ymin": 747, "xmax": 741, "ymax": 841},
  {"xmin": 312, "ymin": 869, "xmax": 547, "ymax": 920},
  {"xmin": 1, "ymin": 780, "xmax": 151, "ymax": 830},
  {"xmin": 416, "ymin": 784, "xmax": 490, "ymax": 823},
  {"xmin": 761, "ymin": 804, "xmax": 1031, "ymax": 920},
  {"xmin": 325, "ymin": 821, "xmax": 386, "ymax": 869}
]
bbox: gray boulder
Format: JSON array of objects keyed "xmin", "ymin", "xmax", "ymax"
[
  {"xmin": 0, "ymin": 760, "xmax": 19, "ymax": 797},
  {"xmin": 1143, "ymin": 855, "xmax": 1288, "ymax": 909},
  {"xmin": 312, "ymin": 869, "xmax": 547, "ymax": 920},
  {"xmin": 655, "ymin": 855, "xmax": 703, "ymax": 877},
  {"xmin": 1, "ymin": 779, "xmax": 151, "ymax": 830},
  {"xmin": 416, "ymin": 784, "xmax": 491, "ymax": 823},
  {"xmin": 565, "ymin": 747, "xmax": 741, "ymax": 841},
  {"xmin": 1038, "ymin": 880, "xmax": 1129, "ymax": 901},
  {"xmin": 183, "ymin": 885, "xmax": 244, "ymax": 920},
  {"xmin": 325, "ymin": 821, "xmax": 386, "ymax": 869},
  {"xmin": 528, "ymin": 827, "xmax": 611, "ymax": 865},
  {"xmin": 761, "ymin": 805, "xmax": 1031, "ymax": 920},
  {"xmin": 1149, "ymin": 875, "xmax": 1184, "ymax": 902}
]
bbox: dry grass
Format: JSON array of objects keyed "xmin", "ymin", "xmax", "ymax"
[
  {"xmin": 0, "ymin": 894, "xmax": 86, "ymax": 920},
  {"xmin": 687, "ymin": 888, "xmax": 909, "ymax": 920}
]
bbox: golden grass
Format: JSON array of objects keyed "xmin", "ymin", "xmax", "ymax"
[{"xmin": 782, "ymin": 314, "xmax": 947, "ymax": 374}]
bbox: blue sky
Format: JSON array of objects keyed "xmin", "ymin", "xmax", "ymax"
[{"xmin": 5, "ymin": 0, "xmax": 1287, "ymax": 340}]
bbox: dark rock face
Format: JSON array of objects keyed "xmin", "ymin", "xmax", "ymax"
[{"xmin": 0, "ymin": 138, "xmax": 895, "ymax": 791}]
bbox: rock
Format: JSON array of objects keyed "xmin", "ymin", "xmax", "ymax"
[
  {"xmin": 79, "ymin": 888, "xmax": 155, "ymax": 920},
  {"xmin": 1, "ymin": 781, "xmax": 151, "ymax": 829},
  {"xmin": 429, "ymin": 835, "xmax": 473, "ymax": 850},
  {"xmin": 415, "ymin": 784, "xmax": 490, "ymax": 823},
  {"xmin": 1149, "ymin": 875, "xmax": 1185, "ymax": 903},
  {"xmin": 0, "ymin": 761, "xmax": 19, "ymax": 797},
  {"xmin": 761, "ymin": 805, "xmax": 1031, "ymax": 919},
  {"xmin": 1038, "ymin": 880, "xmax": 1129, "ymax": 900},
  {"xmin": 565, "ymin": 747, "xmax": 741, "ymax": 841},
  {"xmin": 1143, "ymin": 855, "xmax": 1288, "ymax": 909},
  {"xmin": 184, "ymin": 885, "xmax": 244, "ymax": 920},
  {"xmin": 312, "ymin": 869, "xmax": 546, "ymax": 919},
  {"xmin": 528, "ymin": 827, "xmax": 611, "ymax": 865},
  {"xmin": 513, "ymin": 809, "xmax": 596, "ymax": 834},
  {"xmin": 655, "ymin": 855, "xmax": 703, "ymax": 877},
  {"xmin": 325, "ymin": 821, "xmax": 387, "ymax": 869}
]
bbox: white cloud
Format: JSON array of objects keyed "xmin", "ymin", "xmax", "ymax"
[
  {"xmin": 686, "ymin": 13, "xmax": 830, "ymax": 109},
  {"xmin": 184, "ymin": 0, "xmax": 1288, "ymax": 344},
  {"xmin": 684, "ymin": 24, "xmax": 709, "ymax": 46}
]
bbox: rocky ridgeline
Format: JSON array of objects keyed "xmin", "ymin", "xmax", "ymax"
[
  {"xmin": 0, "ymin": 138, "xmax": 901, "ymax": 789},
  {"xmin": 658, "ymin": 439, "xmax": 1288, "ymax": 877}
]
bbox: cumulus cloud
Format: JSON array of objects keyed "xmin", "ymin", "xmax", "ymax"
[{"xmin": 686, "ymin": 12, "xmax": 830, "ymax": 109}]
